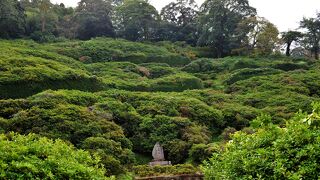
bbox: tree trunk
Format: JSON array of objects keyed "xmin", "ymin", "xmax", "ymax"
[
  {"xmin": 217, "ymin": 45, "xmax": 223, "ymax": 58},
  {"xmin": 41, "ymin": 16, "xmax": 46, "ymax": 32},
  {"xmin": 286, "ymin": 42, "xmax": 291, "ymax": 57},
  {"xmin": 315, "ymin": 47, "xmax": 319, "ymax": 60}
]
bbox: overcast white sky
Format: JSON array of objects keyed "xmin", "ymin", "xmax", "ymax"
[{"xmin": 51, "ymin": 0, "xmax": 320, "ymax": 32}]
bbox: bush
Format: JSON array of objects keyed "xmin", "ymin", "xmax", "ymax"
[
  {"xmin": 53, "ymin": 38, "xmax": 191, "ymax": 66},
  {"xmin": 202, "ymin": 104, "xmax": 320, "ymax": 179},
  {"xmin": 6, "ymin": 100, "xmax": 134, "ymax": 175},
  {"xmin": 189, "ymin": 143, "xmax": 220, "ymax": 164},
  {"xmin": 0, "ymin": 133, "xmax": 107, "ymax": 179},
  {"xmin": 272, "ymin": 62, "xmax": 309, "ymax": 71},
  {"xmin": 0, "ymin": 41, "xmax": 104, "ymax": 98},
  {"xmin": 141, "ymin": 63, "xmax": 176, "ymax": 78},
  {"xmin": 224, "ymin": 68, "xmax": 283, "ymax": 85},
  {"xmin": 0, "ymin": 99, "xmax": 30, "ymax": 118},
  {"xmin": 182, "ymin": 58, "xmax": 216, "ymax": 73},
  {"xmin": 30, "ymin": 31, "xmax": 56, "ymax": 43},
  {"xmin": 150, "ymin": 74, "xmax": 204, "ymax": 92}
]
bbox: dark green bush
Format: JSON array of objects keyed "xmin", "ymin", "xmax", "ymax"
[
  {"xmin": 182, "ymin": 58, "xmax": 216, "ymax": 73},
  {"xmin": 189, "ymin": 143, "xmax": 220, "ymax": 164},
  {"xmin": 0, "ymin": 42, "xmax": 104, "ymax": 98},
  {"xmin": 30, "ymin": 31, "xmax": 56, "ymax": 43},
  {"xmin": 141, "ymin": 63, "xmax": 176, "ymax": 78},
  {"xmin": 272, "ymin": 62, "xmax": 309, "ymax": 71},
  {"xmin": 224, "ymin": 68, "xmax": 283, "ymax": 85},
  {"xmin": 53, "ymin": 38, "xmax": 191, "ymax": 66},
  {"xmin": 150, "ymin": 74, "xmax": 204, "ymax": 92},
  {"xmin": 230, "ymin": 58, "xmax": 261, "ymax": 70},
  {"xmin": 0, "ymin": 99, "xmax": 30, "ymax": 118},
  {"xmin": 6, "ymin": 101, "xmax": 134, "ymax": 175}
]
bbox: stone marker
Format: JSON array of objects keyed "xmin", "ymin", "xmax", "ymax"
[{"xmin": 149, "ymin": 142, "xmax": 171, "ymax": 166}]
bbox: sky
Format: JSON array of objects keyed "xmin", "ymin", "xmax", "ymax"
[{"xmin": 51, "ymin": 0, "xmax": 320, "ymax": 32}]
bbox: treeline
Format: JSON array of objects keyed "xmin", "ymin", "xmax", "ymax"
[{"xmin": 1, "ymin": 0, "xmax": 320, "ymax": 59}]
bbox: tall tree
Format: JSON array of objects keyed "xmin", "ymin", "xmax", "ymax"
[
  {"xmin": 300, "ymin": 14, "xmax": 320, "ymax": 60},
  {"xmin": 75, "ymin": 0, "xmax": 115, "ymax": 40},
  {"xmin": 281, "ymin": 31, "xmax": 303, "ymax": 56},
  {"xmin": 23, "ymin": 0, "xmax": 60, "ymax": 36},
  {"xmin": 39, "ymin": 0, "xmax": 51, "ymax": 32},
  {"xmin": 160, "ymin": 0, "xmax": 198, "ymax": 44},
  {"xmin": 53, "ymin": 3, "xmax": 76, "ymax": 38},
  {"xmin": 255, "ymin": 22, "xmax": 279, "ymax": 56},
  {"xmin": 0, "ymin": 0, "xmax": 26, "ymax": 38},
  {"xmin": 161, "ymin": 0, "xmax": 198, "ymax": 26},
  {"xmin": 197, "ymin": 0, "xmax": 256, "ymax": 57},
  {"xmin": 235, "ymin": 16, "xmax": 279, "ymax": 56},
  {"xmin": 116, "ymin": 0, "xmax": 159, "ymax": 41}
]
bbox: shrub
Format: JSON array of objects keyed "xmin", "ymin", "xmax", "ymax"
[
  {"xmin": 141, "ymin": 63, "xmax": 176, "ymax": 78},
  {"xmin": 0, "ymin": 133, "xmax": 107, "ymax": 179},
  {"xmin": 202, "ymin": 104, "xmax": 320, "ymax": 179},
  {"xmin": 150, "ymin": 74, "xmax": 204, "ymax": 92},
  {"xmin": 0, "ymin": 42, "xmax": 104, "ymax": 98},
  {"xmin": 53, "ymin": 38, "xmax": 191, "ymax": 66},
  {"xmin": 7, "ymin": 102, "xmax": 134, "ymax": 175},
  {"xmin": 189, "ymin": 143, "xmax": 220, "ymax": 164},
  {"xmin": 230, "ymin": 58, "xmax": 260, "ymax": 70},
  {"xmin": 272, "ymin": 62, "xmax": 309, "ymax": 71},
  {"xmin": 224, "ymin": 68, "xmax": 283, "ymax": 85},
  {"xmin": 30, "ymin": 31, "xmax": 56, "ymax": 43},
  {"xmin": 0, "ymin": 99, "xmax": 30, "ymax": 118},
  {"xmin": 182, "ymin": 58, "xmax": 215, "ymax": 73}
]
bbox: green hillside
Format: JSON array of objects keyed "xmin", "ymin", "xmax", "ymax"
[{"xmin": 1, "ymin": 38, "xmax": 320, "ymax": 178}]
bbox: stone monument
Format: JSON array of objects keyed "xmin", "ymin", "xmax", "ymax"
[{"xmin": 149, "ymin": 142, "xmax": 171, "ymax": 166}]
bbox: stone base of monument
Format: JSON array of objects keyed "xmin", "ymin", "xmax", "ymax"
[{"xmin": 149, "ymin": 161, "xmax": 172, "ymax": 166}]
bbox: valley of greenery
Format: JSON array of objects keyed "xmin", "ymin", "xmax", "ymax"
[
  {"xmin": 1, "ymin": 0, "xmax": 320, "ymax": 179},
  {"xmin": 1, "ymin": 38, "xmax": 320, "ymax": 179}
]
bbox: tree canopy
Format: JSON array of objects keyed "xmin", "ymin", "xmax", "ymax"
[
  {"xmin": 282, "ymin": 31, "xmax": 303, "ymax": 56},
  {"xmin": 0, "ymin": 0, "xmax": 25, "ymax": 38},
  {"xmin": 75, "ymin": 0, "xmax": 115, "ymax": 40},
  {"xmin": 197, "ymin": 0, "xmax": 257, "ymax": 57},
  {"xmin": 300, "ymin": 13, "xmax": 320, "ymax": 59},
  {"xmin": 116, "ymin": 0, "xmax": 159, "ymax": 41}
]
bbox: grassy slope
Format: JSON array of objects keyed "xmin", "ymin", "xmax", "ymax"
[
  {"xmin": 0, "ymin": 40, "xmax": 103, "ymax": 98},
  {"xmin": 0, "ymin": 38, "xmax": 320, "ymax": 174}
]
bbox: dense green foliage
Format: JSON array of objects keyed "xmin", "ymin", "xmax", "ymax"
[
  {"xmin": 159, "ymin": 0, "xmax": 198, "ymax": 45},
  {"xmin": 51, "ymin": 38, "xmax": 193, "ymax": 66},
  {"xmin": 116, "ymin": 0, "xmax": 159, "ymax": 41},
  {"xmin": 0, "ymin": 39, "xmax": 202, "ymax": 98},
  {"xmin": 0, "ymin": 40, "xmax": 103, "ymax": 98},
  {"xmin": 1, "ymin": 0, "xmax": 320, "ymax": 178},
  {"xmin": 0, "ymin": 133, "xmax": 108, "ymax": 179},
  {"xmin": 202, "ymin": 103, "xmax": 320, "ymax": 179},
  {"xmin": 0, "ymin": 0, "xmax": 25, "ymax": 38},
  {"xmin": 0, "ymin": 90, "xmax": 135, "ymax": 175},
  {"xmin": 197, "ymin": 0, "xmax": 256, "ymax": 57},
  {"xmin": 1, "ymin": 0, "xmax": 319, "ymax": 59},
  {"xmin": 75, "ymin": 0, "xmax": 115, "ymax": 40},
  {"xmin": 300, "ymin": 14, "xmax": 320, "ymax": 59},
  {"xmin": 0, "ymin": 37, "xmax": 319, "ymax": 178}
]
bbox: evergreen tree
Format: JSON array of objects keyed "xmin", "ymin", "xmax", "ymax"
[
  {"xmin": 197, "ymin": 0, "xmax": 256, "ymax": 57},
  {"xmin": 75, "ymin": 0, "xmax": 115, "ymax": 40},
  {"xmin": 0, "ymin": 0, "xmax": 26, "ymax": 38}
]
